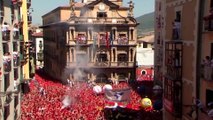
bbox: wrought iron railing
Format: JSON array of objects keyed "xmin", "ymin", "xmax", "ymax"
[{"xmin": 2, "ymin": 31, "xmax": 10, "ymax": 41}]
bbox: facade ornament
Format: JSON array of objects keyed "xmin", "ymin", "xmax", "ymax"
[
  {"xmin": 70, "ymin": 0, "xmax": 76, "ymax": 17},
  {"xmin": 128, "ymin": 0, "xmax": 134, "ymax": 17}
]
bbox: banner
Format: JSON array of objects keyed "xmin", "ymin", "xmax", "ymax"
[
  {"xmin": 105, "ymin": 88, "xmax": 131, "ymax": 102},
  {"xmin": 106, "ymin": 32, "xmax": 109, "ymax": 48}
]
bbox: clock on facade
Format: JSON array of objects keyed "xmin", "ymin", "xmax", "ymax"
[{"xmin": 99, "ymin": 3, "xmax": 105, "ymax": 11}]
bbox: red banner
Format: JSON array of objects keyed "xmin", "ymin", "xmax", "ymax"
[
  {"xmin": 106, "ymin": 32, "xmax": 109, "ymax": 48},
  {"xmin": 164, "ymin": 98, "xmax": 173, "ymax": 113}
]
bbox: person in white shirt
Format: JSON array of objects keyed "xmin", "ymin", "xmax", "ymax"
[{"xmin": 2, "ymin": 22, "xmax": 9, "ymax": 32}]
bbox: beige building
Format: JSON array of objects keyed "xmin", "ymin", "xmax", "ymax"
[
  {"xmin": 0, "ymin": 0, "xmax": 32, "ymax": 119},
  {"xmin": 41, "ymin": 0, "xmax": 138, "ymax": 84},
  {"xmin": 155, "ymin": 0, "xmax": 213, "ymax": 120}
]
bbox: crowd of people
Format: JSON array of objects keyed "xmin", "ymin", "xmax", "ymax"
[{"xmin": 20, "ymin": 72, "xmax": 162, "ymax": 120}]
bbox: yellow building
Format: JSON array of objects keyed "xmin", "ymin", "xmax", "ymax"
[
  {"xmin": 154, "ymin": 0, "xmax": 212, "ymax": 120},
  {"xmin": 41, "ymin": 0, "xmax": 138, "ymax": 84}
]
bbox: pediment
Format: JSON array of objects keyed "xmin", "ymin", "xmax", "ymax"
[{"xmin": 86, "ymin": 0, "xmax": 119, "ymax": 9}]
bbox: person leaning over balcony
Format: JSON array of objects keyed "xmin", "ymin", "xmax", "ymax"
[
  {"xmin": 173, "ymin": 19, "xmax": 181, "ymax": 40},
  {"xmin": 2, "ymin": 22, "xmax": 9, "ymax": 32},
  {"xmin": 203, "ymin": 56, "xmax": 212, "ymax": 80}
]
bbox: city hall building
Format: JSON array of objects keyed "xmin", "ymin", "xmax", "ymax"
[{"xmin": 41, "ymin": 0, "xmax": 138, "ymax": 83}]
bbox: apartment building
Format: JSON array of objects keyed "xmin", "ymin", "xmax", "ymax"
[
  {"xmin": 41, "ymin": 0, "xmax": 138, "ymax": 84},
  {"xmin": 154, "ymin": 0, "xmax": 213, "ymax": 120},
  {"xmin": 0, "ymin": 0, "xmax": 32, "ymax": 119},
  {"xmin": 136, "ymin": 32, "xmax": 154, "ymax": 81}
]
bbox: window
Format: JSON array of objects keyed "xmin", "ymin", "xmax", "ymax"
[
  {"xmin": 211, "ymin": 0, "xmax": 213, "ymax": 8},
  {"xmin": 0, "ymin": 1, "xmax": 4, "ymax": 23},
  {"xmin": 4, "ymin": 105, "xmax": 10, "ymax": 120},
  {"xmin": 97, "ymin": 53, "xmax": 107, "ymax": 62},
  {"xmin": 4, "ymin": 74, "xmax": 10, "ymax": 92},
  {"xmin": 143, "ymin": 42, "xmax": 148, "ymax": 48},
  {"xmin": 206, "ymin": 89, "xmax": 213, "ymax": 106},
  {"xmin": 176, "ymin": 11, "xmax": 181, "ymax": 22},
  {"xmin": 11, "ymin": 4, "xmax": 15, "ymax": 23},
  {"xmin": 118, "ymin": 53, "xmax": 127, "ymax": 62},
  {"xmin": 97, "ymin": 12, "xmax": 107, "ymax": 18}
]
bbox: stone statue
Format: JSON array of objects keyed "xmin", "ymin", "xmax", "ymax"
[
  {"xmin": 128, "ymin": 0, "xmax": 134, "ymax": 16},
  {"xmin": 70, "ymin": 0, "xmax": 75, "ymax": 16}
]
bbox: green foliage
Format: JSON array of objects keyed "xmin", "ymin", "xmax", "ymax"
[{"xmin": 136, "ymin": 12, "xmax": 154, "ymax": 35}]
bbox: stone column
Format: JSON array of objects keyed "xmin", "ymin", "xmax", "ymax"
[
  {"xmin": 132, "ymin": 48, "xmax": 136, "ymax": 62},
  {"xmin": 91, "ymin": 48, "xmax": 94, "ymax": 62},
  {"xmin": 70, "ymin": 48, "xmax": 73, "ymax": 62},
  {"xmin": 67, "ymin": 47, "xmax": 70, "ymax": 63},
  {"xmin": 115, "ymin": 47, "xmax": 117, "ymax": 62},
  {"xmin": 66, "ymin": 31, "xmax": 69, "ymax": 44},
  {"xmin": 129, "ymin": 29, "xmax": 132, "ymax": 41},
  {"xmin": 111, "ymin": 48, "xmax": 114, "ymax": 62},
  {"xmin": 128, "ymin": 48, "xmax": 131, "ymax": 62},
  {"xmin": 74, "ymin": 49, "xmax": 76, "ymax": 62}
]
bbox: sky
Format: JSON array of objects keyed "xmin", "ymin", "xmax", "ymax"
[{"xmin": 31, "ymin": 0, "xmax": 154, "ymax": 25}]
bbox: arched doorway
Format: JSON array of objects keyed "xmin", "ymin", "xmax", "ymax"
[{"xmin": 95, "ymin": 73, "xmax": 110, "ymax": 84}]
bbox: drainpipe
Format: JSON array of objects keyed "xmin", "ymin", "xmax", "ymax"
[{"xmin": 196, "ymin": 0, "xmax": 205, "ymax": 120}]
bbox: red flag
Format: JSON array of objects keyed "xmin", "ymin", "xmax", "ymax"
[{"xmin": 106, "ymin": 32, "xmax": 109, "ymax": 48}]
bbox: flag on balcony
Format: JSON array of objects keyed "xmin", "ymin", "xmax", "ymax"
[
  {"xmin": 106, "ymin": 32, "xmax": 109, "ymax": 48},
  {"xmin": 110, "ymin": 31, "xmax": 114, "ymax": 45}
]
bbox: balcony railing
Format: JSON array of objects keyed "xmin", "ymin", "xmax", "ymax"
[
  {"xmin": 13, "ymin": 31, "xmax": 19, "ymax": 40},
  {"xmin": 75, "ymin": 17, "xmax": 128, "ymax": 24},
  {"xmin": 2, "ymin": 31, "xmax": 10, "ymax": 42},
  {"xmin": 27, "ymin": 15, "xmax": 32, "ymax": 24},
  {"xmin": 0, "ymin": 10, "xmax": 4, "ymax": 23},
  {"xmin": 117, "ymin": 37, "xmax": 128, "ymax": 45},
  {"xmin": 204, "ymin": 17, "xmax": 213, "ymax": 31},
  {"xmin": 75, "ymin": 36, "xmax": 87, "ymax": 44},
  {"xmin": 95, "ymin": 61, "xmax": 109, "ymax": 66},
  {"xmin": 27, "ymin": 0, "xmax": 31, "ymax": 8},
  {"xmin": 3, "ymin": 60, "xmax": 11, "ymax": 73},
  {"xmin": 13, "ymin": 52, "xmax": 20, "ymax": 67},
  {"xmin": 117, "ymin": 61, "xmax": 128, "ymax": 66},
  {"xmin": 37, "ymin": 52, "xmax": 43, "ymax": 61},
  {"xmin": 201, "ymin": 65, "xmax": 213, "ymax": 81}
]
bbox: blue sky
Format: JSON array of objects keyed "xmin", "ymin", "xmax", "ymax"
[{"xmin": 31, "ymin": 0, "xmax": 154, "ymax": 25}]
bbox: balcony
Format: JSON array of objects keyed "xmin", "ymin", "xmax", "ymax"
[
  {"xmin": 37, "ymin": 52, "xmax": 43, "ymax": 61},
  {"xmin": 3, "ymin": 60, "xmax": 11, "ymax": 73},
  {"xmin": 19, "ymin": 35, "xmax": 23, "ymax": 42},
  {"xmin": 75, "ymin": 17, "xmax": 128, "ymax": 24},
  {"xmin": 204, "ymin": 15, "xmax": 213, "ymax": 31},
  {"xmin": 95, "ymin": 61, "xmax": 109, "ymax": 66},
  {"xmin": 13, "ymin": 52, "xmax": 20, "ymax": 67},
  {"xmin": 27, "ymin": 15, "xmax": 32, "ymax": 24},
  {"xmin": 117, "ymin": 37, "xmax": 128, "ymax": 45},
  {"xmin": 2, "ymin": 31, "xmax": 10, "ymax": 42},
  {"xmin": 117, "ymin": 61, "xmax": 128, "ymax": 66},
  {"xmin": 75, "ymin": 36, "xmax": 87, "ymax": 45},
  {"xmin": 27, "ymin": 0, "xmax": 31, "ymax": 8},
  {"xmin": 201, "ymin": 65, "xmax": 213, "ymax": 81},
  {"xmin": 13, "ymin": 31, "xmax": 19, "ymax": 40},
  {"xmin": 0, "ymin": 10, "xmax": 4, "ymax": 23}
]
